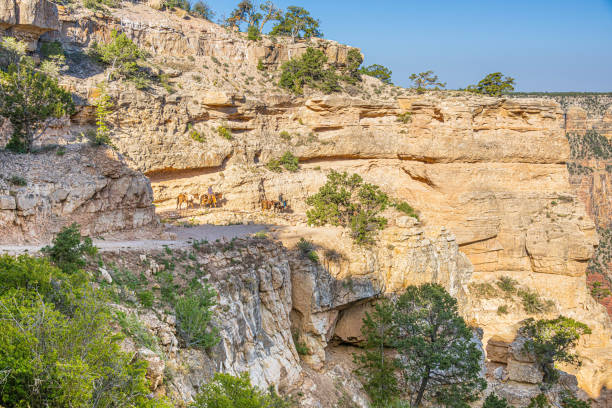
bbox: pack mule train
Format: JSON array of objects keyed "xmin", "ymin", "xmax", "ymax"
[{"xmin": 176, "ymin": 192, "xmax": 223, "ymax": 209}]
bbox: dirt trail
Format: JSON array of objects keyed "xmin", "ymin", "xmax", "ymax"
[{"xmin": 0, "ymin": 224, "xmax": 268, "ymax": 255}]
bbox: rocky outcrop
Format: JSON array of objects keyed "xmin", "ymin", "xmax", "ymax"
[
  {"xmin": 0, "ymin": 145, "xmax": 158, "ymax": 243},
  {"xmin": 0, "ymin": 0, "xmax": 59, "ymax": 50}
]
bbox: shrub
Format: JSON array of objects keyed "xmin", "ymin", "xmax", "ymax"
[
  {"xmin": 293, "ymin": 331, "xmax": 309, "ymax": 355},
  {"xmin": 175, "ymin": 284, "xmax": 220, "ymax": 350},
  {"xmin": 94, "ymin": 89, "xmax": 113, "ymax": 146},
  {"xmin": 191, "ymin": 0, "xmax": 214, "ymax": 20},
  {"xmin": 188, "ymin": 124, "xmax": 205, "ymax": 143},
  {"xmin": 280, "ymin": 130, "xmax": 291, "ymax": 141},
  {"xmin": 483, "ymin": 394, "xmax": 515, "ymax": 408},
  {"xmin": 469, "ymin": 282, "xmax": 498, "ymax": 298},
  {"xmin": 266, "ymin": 158, "xmax": 282, "ymax": 172},
  {"xmin": 0, "ymin": 254, "xmax": 170, "ymax": 407},
  {"xmin": 496, "ymin": 276, "xmax": 518, "ymax": 294},
  {"xmin": 280, "ymin": 151, "xmax": 299, "ymax": 172},
  {"xmin": 342, "ymin": 48, "xmax": 363, "ymax": 84},
  {"xmin": 247, "ymin": 25, "xmax": 261, "ymax": 41},
  {"xmin": 527, "ymin": 394, "xmax": 551, "ymax": 408},
  {"xmin": 497, "ymin": 305, "xmax": 509, "ymax": 315},
  {"xmin": 518, "ymin": 288, "xmax": 554, "ymax": 314},
  {"xmin": 190, "ymin": 372, "xmax": 292, "ymax": 408},
  {"xmin": 561, "ymin": 393, "xmax": 590, "ymax": 408},
  {"xmin": 306, "ymin": 171, "xmax": 390, "ymax": 245},
  {"xmin": 279, "ymin": 47, "xmax": 340, "ymax": 95},
  {"xmin": 8, "ymin": 175, "xmax": 27, "ymax": 186},
  {"xmin": 297, "ymin": 238, "xmax": 315, "ymax": 254},
  {"xmin": 394, "ymin": 201, "xmax": 418, "ymax": 219},
  {"xmin": 307, "ymin": 250, "xmax": 319, "ymax": 263},
  {"xmin": 41, "ymin": 223, "xmax": 97, "ymax": 274},
  {"xmin": 359, "ymin": 64, "xmax": 393, "ymax": 84},
  {"xmin": 83, "ymin": 0, "xmax": 119, "ymax": 11},
  {"xmin": 257, "ymin": 58, "xmax": 265, "ymax": 71},
  {"xmin": 116, "ymin": 311, "xmax": 159, "ymax": 351},
  {"xmin": 137, "ymin": 290, "xmax": 155, "ymax": 308},
  {"xmin": 520, "ymin": 316, "xmax": 591, "ymax": 383},
  {"xmin": 396, "ymin": 112, "xmax": 412, "ymax": 124},
  {"xmin": 217, "ymin": 125, "xmax": 232, "ymax": 140}
]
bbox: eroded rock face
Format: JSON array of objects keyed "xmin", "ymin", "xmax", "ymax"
[
  {"xmin": 0, "ymin": 145, "xmax": 158, "ymax": 243},
  {"xmin": 0, "ymin": 0, "xmax": 59, "ymax": 50}
]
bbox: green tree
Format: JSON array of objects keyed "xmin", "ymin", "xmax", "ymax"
[
  {"xmin": 257, "ymin": 1, "xmax": 282, "ymax": 32},
  {"xmin": 279, "ymin": 47, "xmax": 339, "ymax": 95},
  {"xmin": 409, "ymin": 70, "xmax": 446, "ymax": 93},
  {"xmin": 483, "ymin": 394, "xmax": 515, "ymax": 408},
  {"xmin": 0, "ymin": 62, "xmax": 74, "ymax": 153},
  {"xmin": 192, "ymin": 1, "xmax": 215, "ymax": 20},
  {"xmin": 0, "ymin": 37, "xmax": 27, "ymax": 69},
  {"xmin": 270, "ymin": 6, "xmax": 322, "ymax": 41},
  {"xmin": 0, "ymin": 254, "xmax": 170, "ymax": 408},
  {"xmin": 520, "ymin": 316, "xmax": 591, "ymax": 383},
  {"xmin": 353, "ymin": 299, "xmax": 401, "ymax": 407},
  {"xmin": 393, "ymin": 284, "xmax": 485, "ymax": 407},
  {"xmin": 94, "ymin": 88, "xmax": 113, "ymax": 145},
  {"xmin": 92, "ymin": 30, "xmax": 145, "ymax": 82},
  {"xmin": 227, "ymin": 0, "xmax": 260, "ymax": 30},
  {"xmin": 359, "ymin": 64, "xmax": 393, "ymax": 85},
  {"xmin": 190, "ymin": 372, "xmax": 292, "ymax": 408},
  {"xmin": 175, "ymin": 285, "xmax": 220, "ymax": 350},
  {"xmin": 306, "ymin": 171, "xmax": 390, "ymax": 245},
  {"xmin": 466, "ymin": 72, "xmax": 515, "ymax": 96},
  {"xmin": 342, "ymin": 48, "xmax": 363, "ymax": 84},
  {"xmin": 41, "ymin": 223, "xmax": 97, "ymax": 274},
  {"xmin": 527, "ymin": 394, "xmax": 551, "ymax": 408}
]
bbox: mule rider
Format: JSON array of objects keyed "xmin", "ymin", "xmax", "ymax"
[
  {"xmin": 208, "ymin": 185, "xmax": 216, "ymax": 207},
  {"xmin": 278, "ymin": 193, "xmax": 287, "ymax": 210}
]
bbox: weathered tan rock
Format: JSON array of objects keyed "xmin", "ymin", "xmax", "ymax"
[
  {"xmin": 507, "ymin": 359, "xmax": 543, "ymax": 384},
  {"xmin": 1, "ymin": 0, "xmax": 59, "ymax": 49},
  {"xmin": 137, "ymin": 348, "xmax": 165, "ymax": 390},
  {"xmin": 0, "ymin": 145, "xmax": 158, "ymax": 243}
]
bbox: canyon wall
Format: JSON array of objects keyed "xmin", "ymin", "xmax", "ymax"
[{"xmin": 0, "ymin": 145, "xmax": 158, "ymax": 243}]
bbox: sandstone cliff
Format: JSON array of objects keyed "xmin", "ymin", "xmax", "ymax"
[{"xmin": 0, "ymin": 145, "xmax": 158, "ymax": 243}]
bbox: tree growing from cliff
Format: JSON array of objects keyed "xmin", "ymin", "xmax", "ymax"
[
  {"xmin": 192, "ymin": 1, "xmax": 215, "ymax": 20},
  {"xmin": 91, "ymin": 30, "xmax": 146, "ymax": 82},
  {"xmin": 0, "ymin": 60, "xmax": 74, "ymax": 153},
  {"xmin": 270, "ymin": 6, "xmax": 322, "ymax": 41},
  {"xmin": 409, "ymin": 70, "xmax": 446, "ymax": 93},
  {"xmin": 520, "ymin": 316, "xmax": 591, "ymax": 383},
  {"xmin": 93, "ymin": 88, "xmax": 114, "ymax": 146},
  {"xmin": 353, "ymin": 299, "xmax": 402, "ymax": 407},
  {"xmin": 279, "ymin": 47, "xmax": 340, "ymax": 95},
  {"xmin": 306, "ymin": 171, "xmax": 390, "ymax": 245},
  {"xmin": 393, "ymin": 283, "xmax": 485, "ymax": 407},
  {"xmin": 359, "ymin": 64, "xmax": 393, "ymax": 85},
  {"xmin": 342, "ymin": 48, "xmax": 364, "ymax": 84},
  {"xmin": 466, "ymin": 72, "xmax": 515, "ymax": 96}
]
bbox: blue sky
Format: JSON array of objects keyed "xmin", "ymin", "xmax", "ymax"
[{"xmin": 204, "ymin": 0, "xmax": 612, "ymax": 91}]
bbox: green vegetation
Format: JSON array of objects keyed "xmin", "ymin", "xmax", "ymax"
[
  {"xmin": 497, "ymin": 305, "xmax": 509, "ymax": 315},
  {"xmin": 353, "ymin": 299, "xmax": 401, "ymax": 407},
  {"xmin": 359, "ymin": 64, "xmax": 393, "ymax": 84},
  {"xmin": 280, "ymin": 130, "xmax": 291, "ymax": 141},
  {"xmin": 483, "ymin": 394, "xmax": 514, "ymax": 408},
  {"xmin": 469, "ymin": 282, "xmax": 498, "ymax": 298},
  {"xmin": 248, "ymin": 24, "xmax": 262, "ymax": 41},
  {"xmin": 394, "ymin": 201, "xmax": 418, "ymax": 219},
  {"xmin": 257, "ymin": 58, "xmax": 265, "ymax": 71},
  {"xmin": 8, "ymin": 175, "xmax": 27, "ymax": 186},
  {"xmin": 175, "ymin": 285, "xmax": 220, "ymax": 350},
  {"xmin": 279, "ymin": 47, "xmax": 340, "ymax": 95},
  {"xmin": 164, "ymin": 0, "xmax": 190, "ymax": 11},
  {"xmin": 518, "ymin": 288, "xmax": 554, "ymax": 314},
  {"xmin": 590, "ymin": 281, "xmax": 611, "ymax": 301},
  {"xmin": 270, "ymin": 6, "xmax": 322, "ymax": 41},
  {"xmin": 0, "ymin": 225, "xmax": 169, "ymax": 407},
  {"xmin": 191, "ymin": 1, "xmax": 214, "ymax": 20},
  {"xmin": 0, "ymin": 38, "xmax": 74, "ymax": 153},
  {"xmin": 137, "ymin": 290, "xmax": 155, "ymax": 308},
  {"xmin": 354, "ymin": 284, "xmax": 485, "ymax": 407},
  {"xmin": 306, "ymin": 171, "xmax": 390, "ymax": 245},
  {"xmin": 217, "ymin": 125, "xmax": 233, "ymax": 140},
  {"xmin": 496, "ymin": 276, "xmax": 518, "ymax": 294},
  {"xmin": 466, "ymin": 72, "xmax": 515, "ymax": 96},
  {"xmin": 561, "ymin": 394, "xmax": 591, "ymax": 408},
  {"xmin": 116, "ymin": 310, "xmax": 159, "ymax": 351},
  {"xmin": 41, "ymin": 223, "xmax": 97, "ymax": 274},
  {"xmin": 91, "ymin": 30, "xmax": 147, "ymax": 83},
  {"xmin": 190, "ymin": 372, "xmax": 292, "ymax": 408},
  {"xmin": 520, "ymin": 316, "xmax": 591, "ymax": 383},
  {"xmin": 93, "ymin": 88, "xmax": 113, "ymax": 146},
  {"xmin": 293, "ymin": 331, "xmax": 309, "ymax": 355},
  {"xmin": 342, "ymin": 48, "xmax": 363, "ymax": 84},
  {"xmin": 188, "ymin": 124, "xmax": 206, "ymax": 143},
  {"xmin": 297, "ymin": 237, "xmax": 315, "ymax": 254},
  {"xmin": 267, "ymin": 151, "xmax": 299, "ymax": 172},
  {"xmin": 566, "ymin": 130, "xmax": 612, "ymax": 160},
  {"xmin": 409, "ymin": 70, "xmax": 446, "ymax": 93},
  {"xmin": 83, "ymin": 0, "xmax": 119, "ymax": 12},
  {"xmin": 39, "ymin": 41, "xmax": 66, "ymax": 77},
  {"xmin": 528, "ymin": 394, "xmax": 550, "ymax": 408},
  {"xmin": 396, "ymin": 112, "xmax": 412, "ymax": 124}
]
